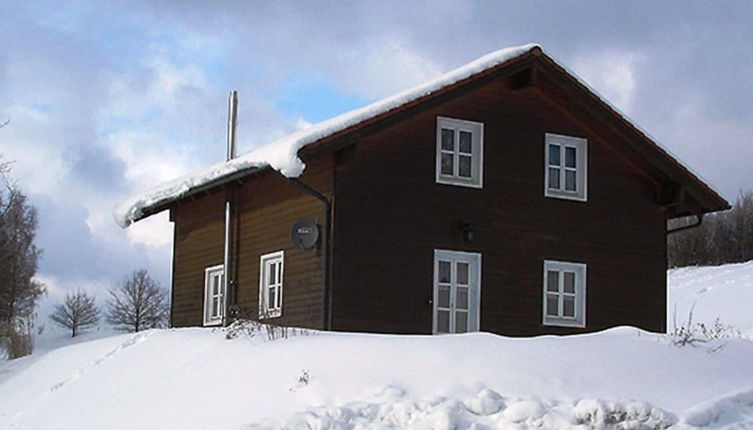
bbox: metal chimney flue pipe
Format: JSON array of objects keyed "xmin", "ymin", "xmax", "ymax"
[
  {"xmin": 223, "ymin": 90, "xmax": 238, "ymax": 326},
  {"xmin": 227, "ymin": 90, "xmax": 238, "ymax": 161}
]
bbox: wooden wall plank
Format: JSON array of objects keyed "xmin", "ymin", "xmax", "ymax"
[
  {"xmin": 331, "ymin": 76, "xmax": 666, "ymax": 336},
  {"xmin": 171, "ymin": 156, "xmax": 333, "ymax": 329}
]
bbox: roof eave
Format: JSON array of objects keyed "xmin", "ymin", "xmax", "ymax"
[
  {"xmin": 535, "ymin": 53, "xmax": 730, "ymax": 215},
  {"xmin": 124, "ymin": 44, "xmax": 729, "ymax": 226},
  {"xmin": 121, "ymin": 45, "xmax": 544, "ymax": 227},
  {"xmin": 126, "ymin": 165, "xmax": 268, "ymax": 225}
]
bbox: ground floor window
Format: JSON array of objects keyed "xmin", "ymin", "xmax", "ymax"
[
  {"xmin": 259, "ymin": 251, "xmax": 284, "ymax": 319},
  {"xmin": 203, "ymin": 264, "xmax": 225, "ymax": 326},
  {"xmin": 433, "ymin": 249, "xmax": 481, "ymax": 334},
  {"xmin": 543, "ymin": 260, "xmax": 586, "ymax": 327}
]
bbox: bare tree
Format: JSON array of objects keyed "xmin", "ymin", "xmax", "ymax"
[
  {"xmin": 668, "ymin": 189, "xmax": 753, "ymax": 267},
  {"xmin": 50, "ymin": 289, "xmax": 100, "ymax": 337},
  {"xmin": 106, "ymin": 270, "xmax": 168, "ymax": 332},
  {"xmin": 0, "ymin": 162, "xmax": 45, "ymax": 358}
]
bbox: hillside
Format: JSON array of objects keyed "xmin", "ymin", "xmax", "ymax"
[{"xmin": 0, "ymin": 262, "xmax": 750, "ymax": 429}]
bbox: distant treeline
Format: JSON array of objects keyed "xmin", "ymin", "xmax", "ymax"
[{"xmin": 668, "ymin": 190, "xmax": 753, "ymax": 268}]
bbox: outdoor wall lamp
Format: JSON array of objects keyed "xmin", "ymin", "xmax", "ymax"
[{"xmin": 459, "ymin": 221, "xmax": 474, "ymax": 243}]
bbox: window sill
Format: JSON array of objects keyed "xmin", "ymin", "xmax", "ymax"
[
  {"xmin": 259, "ymin": 311, "xmax": 282, "ymax": 320},
  {"xmin": 545, "ymin": 189, "xmax": 587, "ymax": 202},
  {"xmin": 436, "ymin": 176, "xmax": 483, "ymax": 189},
  {"xmin": 543, "ymin": 319, "xmax": 585, "ymax": 328}
]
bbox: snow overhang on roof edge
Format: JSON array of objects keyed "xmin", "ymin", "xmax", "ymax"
[
  {"xmin": 113, "ymin": 43, "xmax": 540, "ymax": 228},
  {"xmin": 113, "ymin": 42, "xmax": 728, "ymax": 228}
]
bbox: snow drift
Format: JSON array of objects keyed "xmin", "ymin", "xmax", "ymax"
[{"xmin": 1, "ymin": 326, "xmax": 752, "ymax": 429}]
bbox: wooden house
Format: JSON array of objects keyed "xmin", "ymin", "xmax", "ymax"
[{"xmin": 116, "ymin": 44, "xmax": 728, "ymax": 336}]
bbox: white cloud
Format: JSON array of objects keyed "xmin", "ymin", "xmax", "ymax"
[
  {"xmin": 295, "ymin": 118, "xmax": 313, "ymax": 131},
  {"xmin": 104, "ymin": 51, "xmax": 210, "ymax": 120},
  {"xmin": 109, "ymin": 130, "xmax": 192, "ymax": 189},
  {"xmin": 0, "ymin": 106, "xmax": 69, "ymax": 196},
  {"xmin": 338, "ymin": 40, "xmax": 445, "ymax": 99},
  {"xmin": 571, "ymin": 50, "xmax": 646, "ymax": 114},
  {"xmin": 126, "ymin": 212, "xmax": 174, "ymax": 248}
]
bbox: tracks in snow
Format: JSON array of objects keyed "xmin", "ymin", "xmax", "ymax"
[{"xmin": 49, "ymin": 331, "xmax": 152, "ymax": 393}]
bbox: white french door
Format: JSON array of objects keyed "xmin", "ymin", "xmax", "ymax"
[{"xmin": 433, "ymin": 250, "xmax": 481, "ymax": 334}]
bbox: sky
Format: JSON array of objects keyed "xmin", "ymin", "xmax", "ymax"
[{"xmin": 1, "ymin": 1, "xmax": 751, "ymax": 322}]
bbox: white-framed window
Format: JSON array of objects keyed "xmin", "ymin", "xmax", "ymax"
[
  {"xmin": 542, "ymin": 260, "xmax": 586, "ymax": 327},
  {"xmin": 259, "ymin": 251, "xmax": 284, "ymax": 319},
  {"xmin": 203, "ymin": 264, "xmax": 225, "ymax": 326},
  {"xmin": 433, "ymin": 249, "xmax": 481, "ymax": 334},
  {"xmin": 436, "ymin": 116, "xmax": 484, "ymax": 188},
  {"xmin": 545, "ymin": 133, "xmax": 587, "ymax": 201}
]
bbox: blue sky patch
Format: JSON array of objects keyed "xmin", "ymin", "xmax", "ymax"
[{"xmin": 277, "ymin": 73, "xmax": 370, "ymax": 124}]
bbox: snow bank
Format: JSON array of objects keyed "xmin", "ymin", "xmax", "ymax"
[
  {"xmin": 246, "ymin": 389, "xmax": 675, "ymax": 430},
  {"xmin": 113, "ymin": 43, "xmax": 539, "ymax": 228},
  {"xmin": 1, "ymin": 326, "xmax": 752, "ymax": 429}
]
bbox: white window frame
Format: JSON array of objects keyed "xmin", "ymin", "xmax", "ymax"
[
  {"xmin": 544, "ymin": 133, "xmax": 587, "ymax": 201},
  {"xmin": 436, "ymin": 116, "xmax": 484, "ymax": 188},
  {"xmin": 259, "ymin": 251, "xmax": 284, "ymax": 319},
  {"xmin": 203, "ymin": 264, "xmax": 225, "ymax": 326},
  {"xmin": 542, "ymin": 260, "xmax": 586, "ymax": 327},
  {"xmin": 432, "ymin": 249, "xmax": 482, "ymax": 334}
]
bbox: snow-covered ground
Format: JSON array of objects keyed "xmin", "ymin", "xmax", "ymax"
[
  {"xmin": 0, "ymin": 324, "xmax": 118, "ymax": 384},
  {"xmin": 2, "ymin": 327, "xmax": 752, "ymax": 429},
  {"xmin": 0, "ymin": 262, "xmax": 750, "ymax": 430},
  {"xmin": 668, "ymin": 260, "xmax": 753, "ymax": 338}
]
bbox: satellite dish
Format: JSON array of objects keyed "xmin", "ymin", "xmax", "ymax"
[{"xmin": 291, "ymin": 220, "xmax": 320, "ymax": 250}]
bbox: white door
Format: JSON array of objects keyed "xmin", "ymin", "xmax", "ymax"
[{"xmin": 433, "ymin": 250, "xmax": 481, "ymax": 334}]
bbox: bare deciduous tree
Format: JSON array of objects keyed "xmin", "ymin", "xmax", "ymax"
[
  {"xmin": 106, "ymin": 270, "xmax": 168, "ymax": 332},
  {"xmin": 50, "ymin": 289, "xmax": 100, "ymax": 337},
  {"xmin": 668, "ymin": 190, "xmax": 753, "ymax": 268}
]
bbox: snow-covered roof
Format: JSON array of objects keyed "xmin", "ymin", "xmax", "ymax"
[
  {"xmin": 114, "ymin": 42, "xmax": 728, "ymax": 228},
  {"xmin": 113, "ymin": 44, "xmax": 540, "ymax": 227}
]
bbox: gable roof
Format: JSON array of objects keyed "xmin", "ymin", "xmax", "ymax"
[{"xmin": 114, "ymin": 43, "xmax": 728, "ymax": 228}]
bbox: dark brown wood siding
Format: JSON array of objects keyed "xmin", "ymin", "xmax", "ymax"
[
  {"xmin": 171, "ymin": 193, "xmax": 225, "ymax": 327},
  {"xmin": 331, "ymin": 76, "xmax": 667, "ymax": 336},
  {"xmin": 171, "ymin": 155, "xmax": 334, "ymax": 329}
]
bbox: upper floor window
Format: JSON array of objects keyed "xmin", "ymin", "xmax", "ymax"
[
  {"xmin": 542, "ymin": 260, "xmax": 586, "ymax": 327},
  {"xmin": 203, "ymin": 264, "xmax": 225, "ymax": 326},
  {"xmin": 545, "ymin": 133, "xmax": 587, "ymax": 201},
  {"xmin": 259, "ymin": 251, "xmax": 284, "ymax": 319},
  {"xmin": 436, "ymin": 117, "xmax": 483, "ymax": 188}
]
